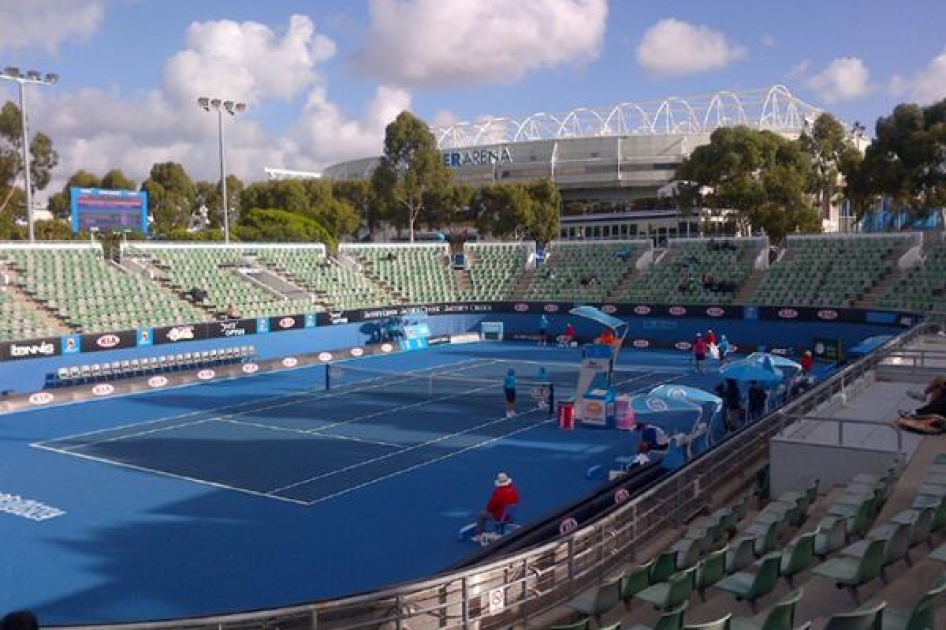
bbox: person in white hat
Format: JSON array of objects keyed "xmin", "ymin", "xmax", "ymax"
[{"xmin": 474, "ymin": 471, "xmax": 520, "ymax": 542}]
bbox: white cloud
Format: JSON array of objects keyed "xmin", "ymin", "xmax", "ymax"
[
  {"xmin": 888, "ymin": 47, "xmax": 946, "ymax": 104},
  {"xmin": 12, "ymin": 14, "xmax": 389, "ymax": 196},
  {"xmin": 636, "ymin": 19, "xmax": 746, "ymax": 76},
  {"xmin": 353, "ymin": 0, "xmax": 608, "ymax": 88},
  {"xmin": 787, "ymin": 60, "xmax": 811, "ymax": 79},
  {"xmin": 761, "ymin": 34, "xmax": 776, "ymax": 48},
  {"xmin": 163, "ymin": 15, "xmax": 335, "ymax": 107},
  {"xmin": 807, "ymin": 57, "xmax": 872, "ymax": 103},
  {"xmin": 288, "ymin": 85, "xmax": 412, "ymax": 169},
  {"xmin": 0, "ymin": 0, "xmax": 107, "ymax": 53}
]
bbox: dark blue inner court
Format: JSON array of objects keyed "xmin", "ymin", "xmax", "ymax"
[{"xmin": 0, "ymin": 342, "xmax": 707, "ymax": 625}]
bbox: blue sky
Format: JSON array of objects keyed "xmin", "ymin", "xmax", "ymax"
[{"xmin": 1, "ymin": 0, "xmax": 945, "ymax": 191}]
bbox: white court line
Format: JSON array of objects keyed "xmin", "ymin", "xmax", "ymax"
[
  {"xmin": 218, "ymin": 417, "xmax": 403, "ymax": 448},
  {"xmin": 34, "ymin": 358, "xmax": 492, "ymax": 450},
  {"xmin": 292, "ymin": 370, "xmax": 681, "ymax": 505},
  {"xmin": 271, "ymin": 369, "xmax": 667, "ymax": 496},
  {"xmin": 31, "ymin": 442, "xmax": 310, "ymax": 506}
]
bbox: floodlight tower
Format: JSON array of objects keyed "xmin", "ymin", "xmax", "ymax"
[
  {"xmin": 198, "ymin": 97, "xmax": 247, "ymax": 244},
  {"xmin": 0, "ymin": 67, "xmax": 59, "ymax": 242}
]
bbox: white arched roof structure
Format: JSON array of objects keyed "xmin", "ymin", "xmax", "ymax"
[{"xmin": 432, "ymin": 86, "xmax": 821, "ymax": 149}]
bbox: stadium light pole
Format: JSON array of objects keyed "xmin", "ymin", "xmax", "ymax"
[
  {"xmin": 198, "ymin": 97, "xmax": 246, "ymax": 244},
  {"xmin": 1, "ymin": 67, "xmax": 58, "ymax": 243}
]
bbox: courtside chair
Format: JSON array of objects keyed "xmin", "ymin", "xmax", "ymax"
[
  {"xmin": 714, "ymin": 551, "xmax": 781, "ymax": 613},
  {"xmin": 635, "ymin": 566, "xmax": 696, "ymax": 612},
  {"xmin": 549, "ymin": 618, "xmax": 591, "ymax": 630},
  {"xmin": 742, "ymin": 520, "xmax": 780, "ymax": 557},
  {"xmin": 778, "ymin": 530, "xmax": 817, "ymax": 588},
  {"xmin": 566, "ymin": 576, "xmax": 622, "ymax": 628},
  {"xmin": 815, "ymin": 516, "xmax": 850, "ymax": 559},
  {"xmin": 625, "ymin": 601, "xmax": 688, "ymax": 630},
  {"xmin": 812, "ymin": 537, "xmax": 886, "ymax": 605},
  {"xmin": 694, "ymin": 546, "xmax": 728, "ymax": 601},
  {"xmin": 599, "ymin": 623, "xmax": 622, "ymax": 630},
  {"xmin": 879, "ymin": 574, "xmax": 946, "ymax": 630},
  {"xmin": 821, "ymin": 601, "xmax": 886, "ymax": 630},
  {"xmin": 889, "ymin": 507, "xmax": 934, "ymax": 550},
  {"xmin": 727, "ymin": 536, "xmax": 760, "ymax": 573},
  {"xmin": 619, "ymin": 560, "xmax": 655, "ymax": 610},
  {"xmin": 730, "ymin": 587, "xmax": 804, "ymax": 630},
  {"xmin": 681, "ymin": 614, "xmax": 731, "ymax": 630},
  {"xmin": 650, "ymin": 550, "xmax": 682, "ymax": 584},
  {"xmin": 841, "ymin": 522, "xmax": 911, "ymax": 584}
]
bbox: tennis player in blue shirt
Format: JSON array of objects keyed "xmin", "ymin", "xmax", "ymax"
[{"xmin": 504, "ymin": 368, "xmax": 517, "ymax": 417}]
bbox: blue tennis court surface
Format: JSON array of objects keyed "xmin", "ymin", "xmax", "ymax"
[{"xmin": 1, "ymin": 342, "xmax": 706, "ymax": 624}]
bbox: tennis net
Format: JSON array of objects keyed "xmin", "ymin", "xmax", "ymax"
[{"xmin": 324, "ymin": 363, "xmax": 564, "ymax": 408}]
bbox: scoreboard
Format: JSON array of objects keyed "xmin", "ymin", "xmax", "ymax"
[{"xmin": 71, "ymin": 188, "xmax": 149, "ymax": 234}]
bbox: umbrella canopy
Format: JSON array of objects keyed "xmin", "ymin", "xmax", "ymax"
[
  {"xmin": 849, "ymin": 335, "xmax": 893, "ymax": 355},
  {"xmin": 743, "ymin": 352, "xmax": 802, "ymax": 372},
  {"xmin": 628, "ymin": 393, "xmax": 702, "ymax": 433},
  {"xmin": 720, "ymin": 355, "xmax": 783, "ymax": 383},
  {"xmin": 649, "ymin": 384, "xmax": 722, "ymax": 407}
]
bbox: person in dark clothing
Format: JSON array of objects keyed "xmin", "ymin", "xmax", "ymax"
[
  {"xmin": 723, "ymin": 378, "xmax": 743, "ymax": 431},
  {"xmin": 909, "ymin": 377, "xmax": 946, "ymax": 417},
  {"xmin": 1, "ymin": 611, "xmax": 39, "ymax": 630},
  {"xmin": 747, "ymin": 380, "xmax": 768, "ymax": 422}
]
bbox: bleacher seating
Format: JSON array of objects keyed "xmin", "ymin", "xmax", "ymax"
[
  {"xmin": 874, "ymin": 240, "xmax": 946, "ymax": 313},
  {"xmin": 750, "ymin": 235, "xmax": 913, "ymax": 308},
  {"xmin": 6, "ymin": 246, "xmax": 206, "ymax": 333},
  {"xmin": 464, "ymin": 242, "xmax": 531, "ymax": 301},
  {"xmin": 255, "ymin": 248, "xmax": 392, "ymax": 310},
  {"xmin": 520, "ymin": 241, "xmax": 647, "ymax": 302},
  {"xmin": 0, "ymin": 288, "xmax": 60, "ymax": 341},
  {"xmin": 128, "ymin": 245, "xmax": 314, "ymax": 319},
  {"xmin": 343, "ymin": 244, "xmax": 461, "ymax": 304},
  {"xmin": 617, "ymin": 238, "xmax": 759, "ymax": 305}
]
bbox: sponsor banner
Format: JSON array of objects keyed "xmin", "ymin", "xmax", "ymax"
[
  {"xmin": 153, "ymin": 323, "xmax": 207, "ymax": 345},
  {"xmin": 427, "ymin": 335, "xmax": 451, "ymax": 346},
  {"xmin": 865, "ymin": 310, "xmax": 898, "ymax": 325},
  {"xmin": 0, "ymin": 337, "xmax": 62, "ymax": 361},
  {"xmin": 61, "ymin": 335, "xmax": 81, "ymax": 354},
  {"xmin": 256, "ymin": 318, "xmax": 270, "ymax": 334},
  {"xmin": 305, "ymin": 313, "xmax": 317, "ymax": 328},
  {"xmin": 813, "ymin": 337, "xmax": 844, "ymax": 363},
  {"xmin": 208, "ymin": 318, "xmax": 257, "ymax": 340},
  {"xmin": 136, "ymin": 328, "xmax": 154, "ymax": 346},
  {"xmin": 269, "ymin": 314, "xmax": 306, "ymax": 332},
  {"xmin": 743, "ymin": 305, "xmax": 759, "ymax": 320},
  {"xmin": 80, "ymin": 330, "xmax": 137, "ymax": 353}
]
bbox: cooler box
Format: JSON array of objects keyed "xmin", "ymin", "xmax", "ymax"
[
  {"xmin": 557, "ymin": 399, "xmax": 575, "ymax": 430},
  {"xmin": 615, "ymin": 394, "xmax": 635, "ymax": 430},
  {"xmin": 580, "ymin": 388, "xmax": 615, "ymax": 428}
]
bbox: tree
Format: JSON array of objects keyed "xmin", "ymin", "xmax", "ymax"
[
  {"xmin": 0, "ymin": 101, "xmax": 59, "ymax": 222},
  {"xmin": 372, "ymin": 111, "xmax": 452, "ymax": 241},
  {"xmin": 101, "ymin": 169, "xmax": 137, "ymax": 191},
  {"xmin": 141, "ymin": 162, "xmax": 197, "ymax": 235},
  {"xmin": 677, "ymin": 126, "xmax": 820, "ymax": 242},
  {"xmin": 527, "ymin": 179, "xmax": 561, "ymax": 245},
  {"xmin": 858, "ymin": 99, "xmax": 946, "ymax": 218},
  {"xmin": 333, "ymin": 179, "xmax": 374, "ymax": 234},
  {"xmin": 47, "ymin": 170, "xmax": 101, "ymax": 219},
  {"xmin": 234, "ymin": 207, "xmax": 336, "ymax": 246},
  {"xmin": 800, "ymin": 113, "xmax": 848, "ymax": 219},
  {"xmin": 475, "ymin": 184, "xmax": 533, "ymax": 239}
]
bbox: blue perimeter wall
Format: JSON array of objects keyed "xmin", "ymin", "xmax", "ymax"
[{"xmin": 0, "ymin": 312, "xmax": 901, "ymax": 394}]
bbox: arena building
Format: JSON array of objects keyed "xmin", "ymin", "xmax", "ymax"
[{"xmin": 322, "ymin": 86, "xmax": 836, "ymax": 241}]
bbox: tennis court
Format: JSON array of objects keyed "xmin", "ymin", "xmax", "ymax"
[{"xmin": 2, "ymin": 342, "xmax": 698, "ymax": 624}]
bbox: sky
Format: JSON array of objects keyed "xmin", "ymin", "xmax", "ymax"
[{"xmin": 1, "ymin": 0, "xmax": 945, "ymax": 194}]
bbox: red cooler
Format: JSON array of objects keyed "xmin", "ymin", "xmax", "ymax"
[{"xmin": 557, "ymin": 399, "xmax": 575, "ymax": 430}]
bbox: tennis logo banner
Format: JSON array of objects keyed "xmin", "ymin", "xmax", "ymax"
[{"xmin": 0, "ymin": 491, "xmax": 65, "ymax": 521}]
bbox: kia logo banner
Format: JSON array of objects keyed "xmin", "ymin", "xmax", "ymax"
[
  {"xmin": 210, "ymin": 319, "xmax": 257, "ymax": 339},
  {"xmin": 269, "ymin": 314, "xmax": 305, "ymax": 332},
  {"xmin": 80, "ymin": 330, "xmax": 136, "ymax": 353}
]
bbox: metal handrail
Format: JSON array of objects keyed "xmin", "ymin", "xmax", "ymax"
[{"xmin": 60, "ymin": 321, "xmax": 939, "ymax": 630}]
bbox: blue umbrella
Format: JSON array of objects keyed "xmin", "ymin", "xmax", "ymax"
[
  {"xmin": 849, "ymin": 335, "xmax": 893, "ymax": 355},
  {"xmin": 649, "ymin": 384, "xmax": 722, "ymax": 407},
  {"xmin": 628, "ymin": 394, "xmax": 702, "ymax": 433},
  {"xmin": 743, "ymin": 352, "xmax": 802, "ymax": 373},
  {"xmin": 720, "ymin": 355, "xmax": 783, "ymax": 383}
]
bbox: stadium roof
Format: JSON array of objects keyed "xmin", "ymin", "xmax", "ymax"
[{"xmin": 432, "ymin": 85, "xmax": 822, "ymax": 149}]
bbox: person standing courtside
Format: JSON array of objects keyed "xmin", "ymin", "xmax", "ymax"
[{"xmin": 503, "ymin": 368, "xmax": 517, "ymax": 417}]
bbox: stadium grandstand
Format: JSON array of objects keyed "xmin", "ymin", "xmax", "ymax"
[
  {"xmin": 322, "ymin": 86, "xmax": 847, "ymax": 240},
  {"xmin": 2, "ymin": 91, "xmax": 946, "ymax": 629}
]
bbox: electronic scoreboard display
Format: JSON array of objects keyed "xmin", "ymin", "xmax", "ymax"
[{"xmin": 70, "ymin": 188, "xmax": 149, "ymax": 234}]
